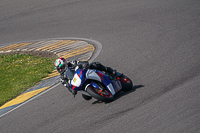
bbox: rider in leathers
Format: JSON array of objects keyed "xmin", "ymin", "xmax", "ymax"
[{"xmin": 54, "ymin": 57, "xmax": 116, "ymax": 97}]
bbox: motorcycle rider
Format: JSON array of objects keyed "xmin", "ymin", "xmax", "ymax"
[{"xmin": 54, "ymin": 57, "xmax": 116, "ymax": 96}]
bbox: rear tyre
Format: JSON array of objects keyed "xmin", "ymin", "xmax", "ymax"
[
  {"xmin": 82, "ymin": 94, "xmax": 92, "ymax": 101},
  {"xmin": 86, "ymin": 82, "xmax": 114, "ymax": 102},
  {"xmin": 118, "ymin": 75, "xmax": 133, "ymax": 92}
]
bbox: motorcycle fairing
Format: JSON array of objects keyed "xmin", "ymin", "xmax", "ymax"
[
  {"xmin": 85, "ymin": 69, "xmax": 116, "ymax": 95},
  {"xmin": 86, "ymin": 69, "xmax": 101, "ymax": 82},
  {"xmin": 70, "ymin": 69, "xmax": 87, "ymax": 90},
  {"xmin": 71, "ymin": 73, "xmax": 82, "ymax": 87},
  {"xmin": 86, "ymin": 69, "xmax": 112, "ymax": 86},
  {"xmin": 95, "ymin": 70, "xmax": 111, "ymax": 85},
  {"xmin": 107, "ymin": 83, "xmax": 116, "ymax": 95}
]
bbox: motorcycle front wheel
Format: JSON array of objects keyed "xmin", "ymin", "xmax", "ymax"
[{"xmin": 86, "ymin": 82, "xmax": 114, "ymax": 102}]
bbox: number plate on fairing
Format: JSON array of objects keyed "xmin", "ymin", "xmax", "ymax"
[{"xmin": 71, "ymin": 74, "xmax": 81, "ymax": 87}]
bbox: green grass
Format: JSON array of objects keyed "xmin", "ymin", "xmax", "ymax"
[{"xmin": 0, "ymin": 54, "xmax": 57, "ymax": 106}]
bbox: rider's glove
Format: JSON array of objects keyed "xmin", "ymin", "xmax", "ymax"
[
  {"xmin": 60, "ymin": 78, "xmax": 64, "ymax": 83},
  {"xmin": 70, "ymin": 60, "xmax": 79, "ymax": 66}
]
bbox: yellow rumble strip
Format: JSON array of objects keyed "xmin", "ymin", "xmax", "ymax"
[
  {"xmin": 0, "ymin": 86, "xmax": 50, "ymax": 110},
  {"xmin": 0, "ymin": 42, "xmax": 33, "ymax": 52}
]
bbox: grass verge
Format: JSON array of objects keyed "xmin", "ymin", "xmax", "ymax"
[{"xmin": 0, "ymin": 54, "xmax": 57, "ymax": 106}]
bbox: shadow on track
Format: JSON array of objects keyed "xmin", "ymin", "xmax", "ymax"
[{"xmin": 92, "ymin": 85, "xmax": 145, "ymax": 104}]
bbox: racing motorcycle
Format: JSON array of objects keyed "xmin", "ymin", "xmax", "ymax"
[{"xmin": 65, "ymin": 65, "xmax": 133, "ymax": 102}]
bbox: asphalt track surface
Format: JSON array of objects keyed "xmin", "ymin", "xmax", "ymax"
[{"xmin": 0, "ymin": 0, "xmax": 200, "ymax": 133}]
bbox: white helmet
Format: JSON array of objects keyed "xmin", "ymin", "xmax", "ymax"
[{"xmin": 54, "ymin": 57, "xmax": 66, "ymax": 73}]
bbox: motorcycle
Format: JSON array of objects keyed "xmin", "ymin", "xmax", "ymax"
[{"xmin": 64, "ymin": 64, "xmax": 133, "ymax": 102}]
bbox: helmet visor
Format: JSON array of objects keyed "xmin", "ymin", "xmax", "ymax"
[{"xmin": 57, "ymin": 65, "xmax": 65, "ymax": 73}]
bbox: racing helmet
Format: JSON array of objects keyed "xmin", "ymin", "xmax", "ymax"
[{"xmin": 54, "ymin": 57, "xmax": 66, "ymax": 73}]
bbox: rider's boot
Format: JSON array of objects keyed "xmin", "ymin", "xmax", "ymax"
[
  {"xmin": 105, "ymin": 67, "xmax": 117, "ymax": 77},
  {"xmin": 90, "ymin": 62, "xmax": 117, "ymax": 77}
]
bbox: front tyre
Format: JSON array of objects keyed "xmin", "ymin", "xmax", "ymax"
[{"xmin": 86, "ymin": 82, "xmax": 114, "ymax": 102}]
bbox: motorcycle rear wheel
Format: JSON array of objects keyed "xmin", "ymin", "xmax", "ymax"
[
  {"xmin": 117, "ymin": 74, "xmax": 133, "ymax": 92},
  {"xmin": 86, "ymin": 82, "xmax": 114, "ymax": 102}
]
